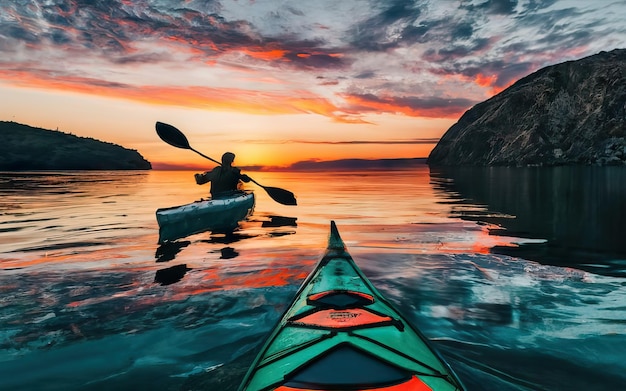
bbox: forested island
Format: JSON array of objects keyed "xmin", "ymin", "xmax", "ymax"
[{"xmin": 1, "ymin": 121, "xmax": 151, "ymax": 170}]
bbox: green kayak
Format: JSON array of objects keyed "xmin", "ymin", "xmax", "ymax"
[
  {"xmin": 156, "ymin": 191, "xmax": 254, "ymax": 243},
  {"xmin": 238, "ymin": 221, "xmax": 465, "ymax": 391}
]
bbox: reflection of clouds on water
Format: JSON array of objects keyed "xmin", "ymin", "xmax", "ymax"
[
  {"xmin": 430, "ymin": 166, "xmax": 626, "ymax": 277},
  {"xmin": 0, "ymin": 172, "xmax": 153, "ymax": 255},
  {"xmin": 2, "ymin": 170, "xmax": 625, "ymax": 390}
]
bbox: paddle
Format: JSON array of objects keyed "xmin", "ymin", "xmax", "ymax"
[{"xmin": 155, "ymin": 121, "xmax": 297, "ymax": 206}]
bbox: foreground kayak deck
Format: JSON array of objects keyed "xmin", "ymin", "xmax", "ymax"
[
  {"xmin": 156, "ymin": 191, "xmax": 255, "ymax": 243},
  {"xmin": 239, "ymin": 221, "xmax": 465, "ymax": 391}
]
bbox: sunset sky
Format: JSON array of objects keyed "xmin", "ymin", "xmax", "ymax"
[{"xmin": 1, "ymin": 0, "xmax": 625, "ymax": 169}]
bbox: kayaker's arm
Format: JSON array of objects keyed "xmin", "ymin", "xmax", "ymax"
[
  {"xmin": 156, "ymin": 122, "xmax": 297, "ymax": 205},
  {"xmin": 194, "ymin": 170, "xmax": 215, "ymax": 185}
]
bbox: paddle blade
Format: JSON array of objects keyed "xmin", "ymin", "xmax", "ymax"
[
  {"xmin": 156, "ymin": 122, "xmax": 191, "ymax": 149},
  {"xmin": 263, "ymin": 186, "xmax": 297, "ymax": 206}
]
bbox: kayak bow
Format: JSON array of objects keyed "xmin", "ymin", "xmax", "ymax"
[{"xmin": 239, "ymin": 221, "xmax": 465, "ymax": 391}]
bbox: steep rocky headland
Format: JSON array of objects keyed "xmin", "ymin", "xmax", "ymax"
[
  {"xmin": 1, "ymin": 121, "xmax": 151, "ymax": 170},
  {"xmin": 428, "ymin": 49, "xmax": 626, "ymax": 166}
]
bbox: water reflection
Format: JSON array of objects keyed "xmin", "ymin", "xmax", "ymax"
[
  {"xmin": 199, "ymin": 231, "xmax": 258, "ymax": 244},
  {"xmin": 0, "ymin": 171, "xmax": 152, "ymax": 255},
  {"xmin": 430, "ymin": 166, "xmax": 626, "ymax": 277},
  {"xmin": 152, "ymin": 214, "xmax": 299, "ymax": 284},
  {"xmin": 2, "ymin": 170, "xmax": 625, "ymax": 390},
  {"xmin": 154, "ymin": 264, "xmax": 192, "ymax": 285},
  {"xmin": 261, "ymin": 215, "xmax": 298, "ymax": 228},
  {"xmin": 155, "ymin": 240, "xmax": 191, "ymax": 263},
  {"xmin": 0, "ymin": 170, "xmax": 148, "ymax": 198},
  {"xmin": 153, "ymin": 229, "xmax": 253, "ymax": 285},
  {"xmin": 219, "ymin": 247, "xmax": 239, "ymax": 259}
]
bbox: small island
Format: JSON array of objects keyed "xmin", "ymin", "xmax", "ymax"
[{"xmin": 1, "ymin": 121, "xmax": 151, "ymax": 170}]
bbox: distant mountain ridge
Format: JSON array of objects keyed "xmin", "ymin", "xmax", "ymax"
[
  {"xmin": 428, "ymin": 48, "xmax": 626, "ymax": 166},
  {"xmin": 155, "ymin": 158, "xmax": 427, "ymax": 171},
  {"xmin": 282, "ymin": 157, "xmax": 427, "ymax": 171},
  {"xmin": 238, "ymin": 157, "xmax": 427, "ymax": 172},
  {"xmin": 1, "ymin": 121, "xmax": 151, "ymax": 170}
]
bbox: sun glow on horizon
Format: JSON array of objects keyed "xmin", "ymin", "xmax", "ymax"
[
  {"xmin": 2, "ymin": 1, "xmax": 623, "ymax": 169},
  {"xmin": 2, "ymin": 83, "xmax": 453, "ymax": 167}
]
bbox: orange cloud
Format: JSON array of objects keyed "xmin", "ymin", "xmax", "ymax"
[
  {"xmin": 474, "ymin": 73, "xmax": 497, "ymax": 88},
  {"xmin": 0, "ymin": 68, "xmax": 375, "ymax": 123},
  {"xmin": 440, "ymin": 72, "xmax": 512, "ymax": 95},
  {"xmin": 0, "ymin": 68, "xmax": 342, "ymax": 116},
  {"xmin": 343, "ymin": 94, "xmax": 469, "ymax": 119},
  {"xmin": 473, "ymin": 73, "xmax": 512, "ymax": 95},
  {"xmin": 241, "ymin": 48, "xmax": 288, "ymax": 61}
]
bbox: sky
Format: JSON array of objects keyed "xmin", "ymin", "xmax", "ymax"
[{"xmin": 1, "ymin": 0, "xmax": 625, "ymax": 169}]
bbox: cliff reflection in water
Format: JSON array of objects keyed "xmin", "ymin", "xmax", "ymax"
[{"xmin": 430, "ymin": 166, "xmax": 626, "ymax": 277}]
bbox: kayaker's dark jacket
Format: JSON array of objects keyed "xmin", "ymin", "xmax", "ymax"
[{"xmin": 195, "ymin": 166, "xmax": 250, "ymax": 197}]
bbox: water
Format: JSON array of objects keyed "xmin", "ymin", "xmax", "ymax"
[{"xmin": 1, "ymin": 167, "xmax": 625, "ymax": 390}]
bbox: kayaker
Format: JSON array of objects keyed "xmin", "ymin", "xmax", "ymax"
[{"xmin": 194, "ymin": 152, "xmax": 251, "ymax": 197}]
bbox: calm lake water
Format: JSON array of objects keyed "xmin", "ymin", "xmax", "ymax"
[{"xmin": 1, "ymin": 166, "xmax": 625, "ymax": 390}]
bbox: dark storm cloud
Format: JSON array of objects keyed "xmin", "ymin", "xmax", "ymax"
[
  {"xmin": 3, "ymin": 0, "xmax": 599, "ymax": 83},
  {"xmin": 283, "ymin": 52, "xmax": 345, "ymax": 69},
  {"xmin": 111, "ymin": 53, "xmax": 169, "ymax": 65},
  {"xmin": 491, "ymin": 62, "xmax": 536, "ymax": 87},
  {"xmin": 1, "ymin": 0, "xmax": 624, "ymax": 123},
  {"xmin": 344, "ymin": 0, "xmax": 522, "ymax": 56},
  {"xmin": 471, "ymin": 61, "xmax": 534, "ymax": 88},
  {"xmin": 488, "ymin": 0, "xmax": 518, "ymax": 15},
  {"xmin": 314, "ymin": 139, "xmax": 439, "ymax": 145},
  {"xmin": 391, "ymin": 95, "xmax": 476, "ymax": 110},
  {"xmin": 418, "ymin": 1, "xmax": 621, "ymax": 89},
  {"xmin": 516, "ymin": 6, "xmax": 581, "ymax": 31},
  {"xmin": 347, "ymin": 92, "xmax": 476, "ymax": 117},
  {"xmin": 0, "ymin": 0, "xmax": 353, "ymax": 71},
  {"xmin": 521, "ymin": 7, "xmax": 595, "ymax": 49},
  {"xmin": 462, "ymin": 0, "xmax": 519, "ymax": 15},
  {"xmin": 422, "ymin": 36, "xmax": 493, "ymax": 63},
  {"xmin": 537, "ymin": 28, "xmax": 593, "ymax": 48},
  {"xmin": 0, "ymin": 3, "xmax": 221, "ymax": 55},
  {"xmin": 348, "ymin": 0, "xmax": 425, "ymax": 51},
  {"xmin": 0, "ymin": 23, "xmax": 40, "ymax": 43},
  {"xmin": 48, "ymin": 28, "xmax": 72, "ymax": 45},
  {"xmin": 452, "ymin": 22, "xmax": 475, "ymax": 40},
  {"xmin": 354, "ymin": 71, "xmax": 377, "ymax": 79}
]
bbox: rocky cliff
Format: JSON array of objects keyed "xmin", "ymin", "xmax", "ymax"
[
  {"xmin": 428, "ymin": 49, "xmax": 626, "ymax": 166},
  {"xmin": 1, "ymin": 121, "xmax": 152, "ymax": 170}
]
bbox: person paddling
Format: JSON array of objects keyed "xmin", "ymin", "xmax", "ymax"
[{"xmin": 194, "ymin": 152, "xmax": 251, "ymax": 197}]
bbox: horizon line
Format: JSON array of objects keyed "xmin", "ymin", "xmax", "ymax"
[{"xmin": 152, "ymin": 157, "xmax": 429, "ymax": 171}]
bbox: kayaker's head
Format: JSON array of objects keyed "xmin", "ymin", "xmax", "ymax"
[{"xmin": 221, "ymin": 152, "xmax": 235, "ymax": 166}]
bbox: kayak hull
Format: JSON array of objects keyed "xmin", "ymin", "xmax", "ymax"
[
  {"xmin": 238, "ymin": 221, "xmax": 465, "ymax": 391},
  {"xmin": 156, "ymin": 191, "xmax": 254, "ymax": 243}
]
